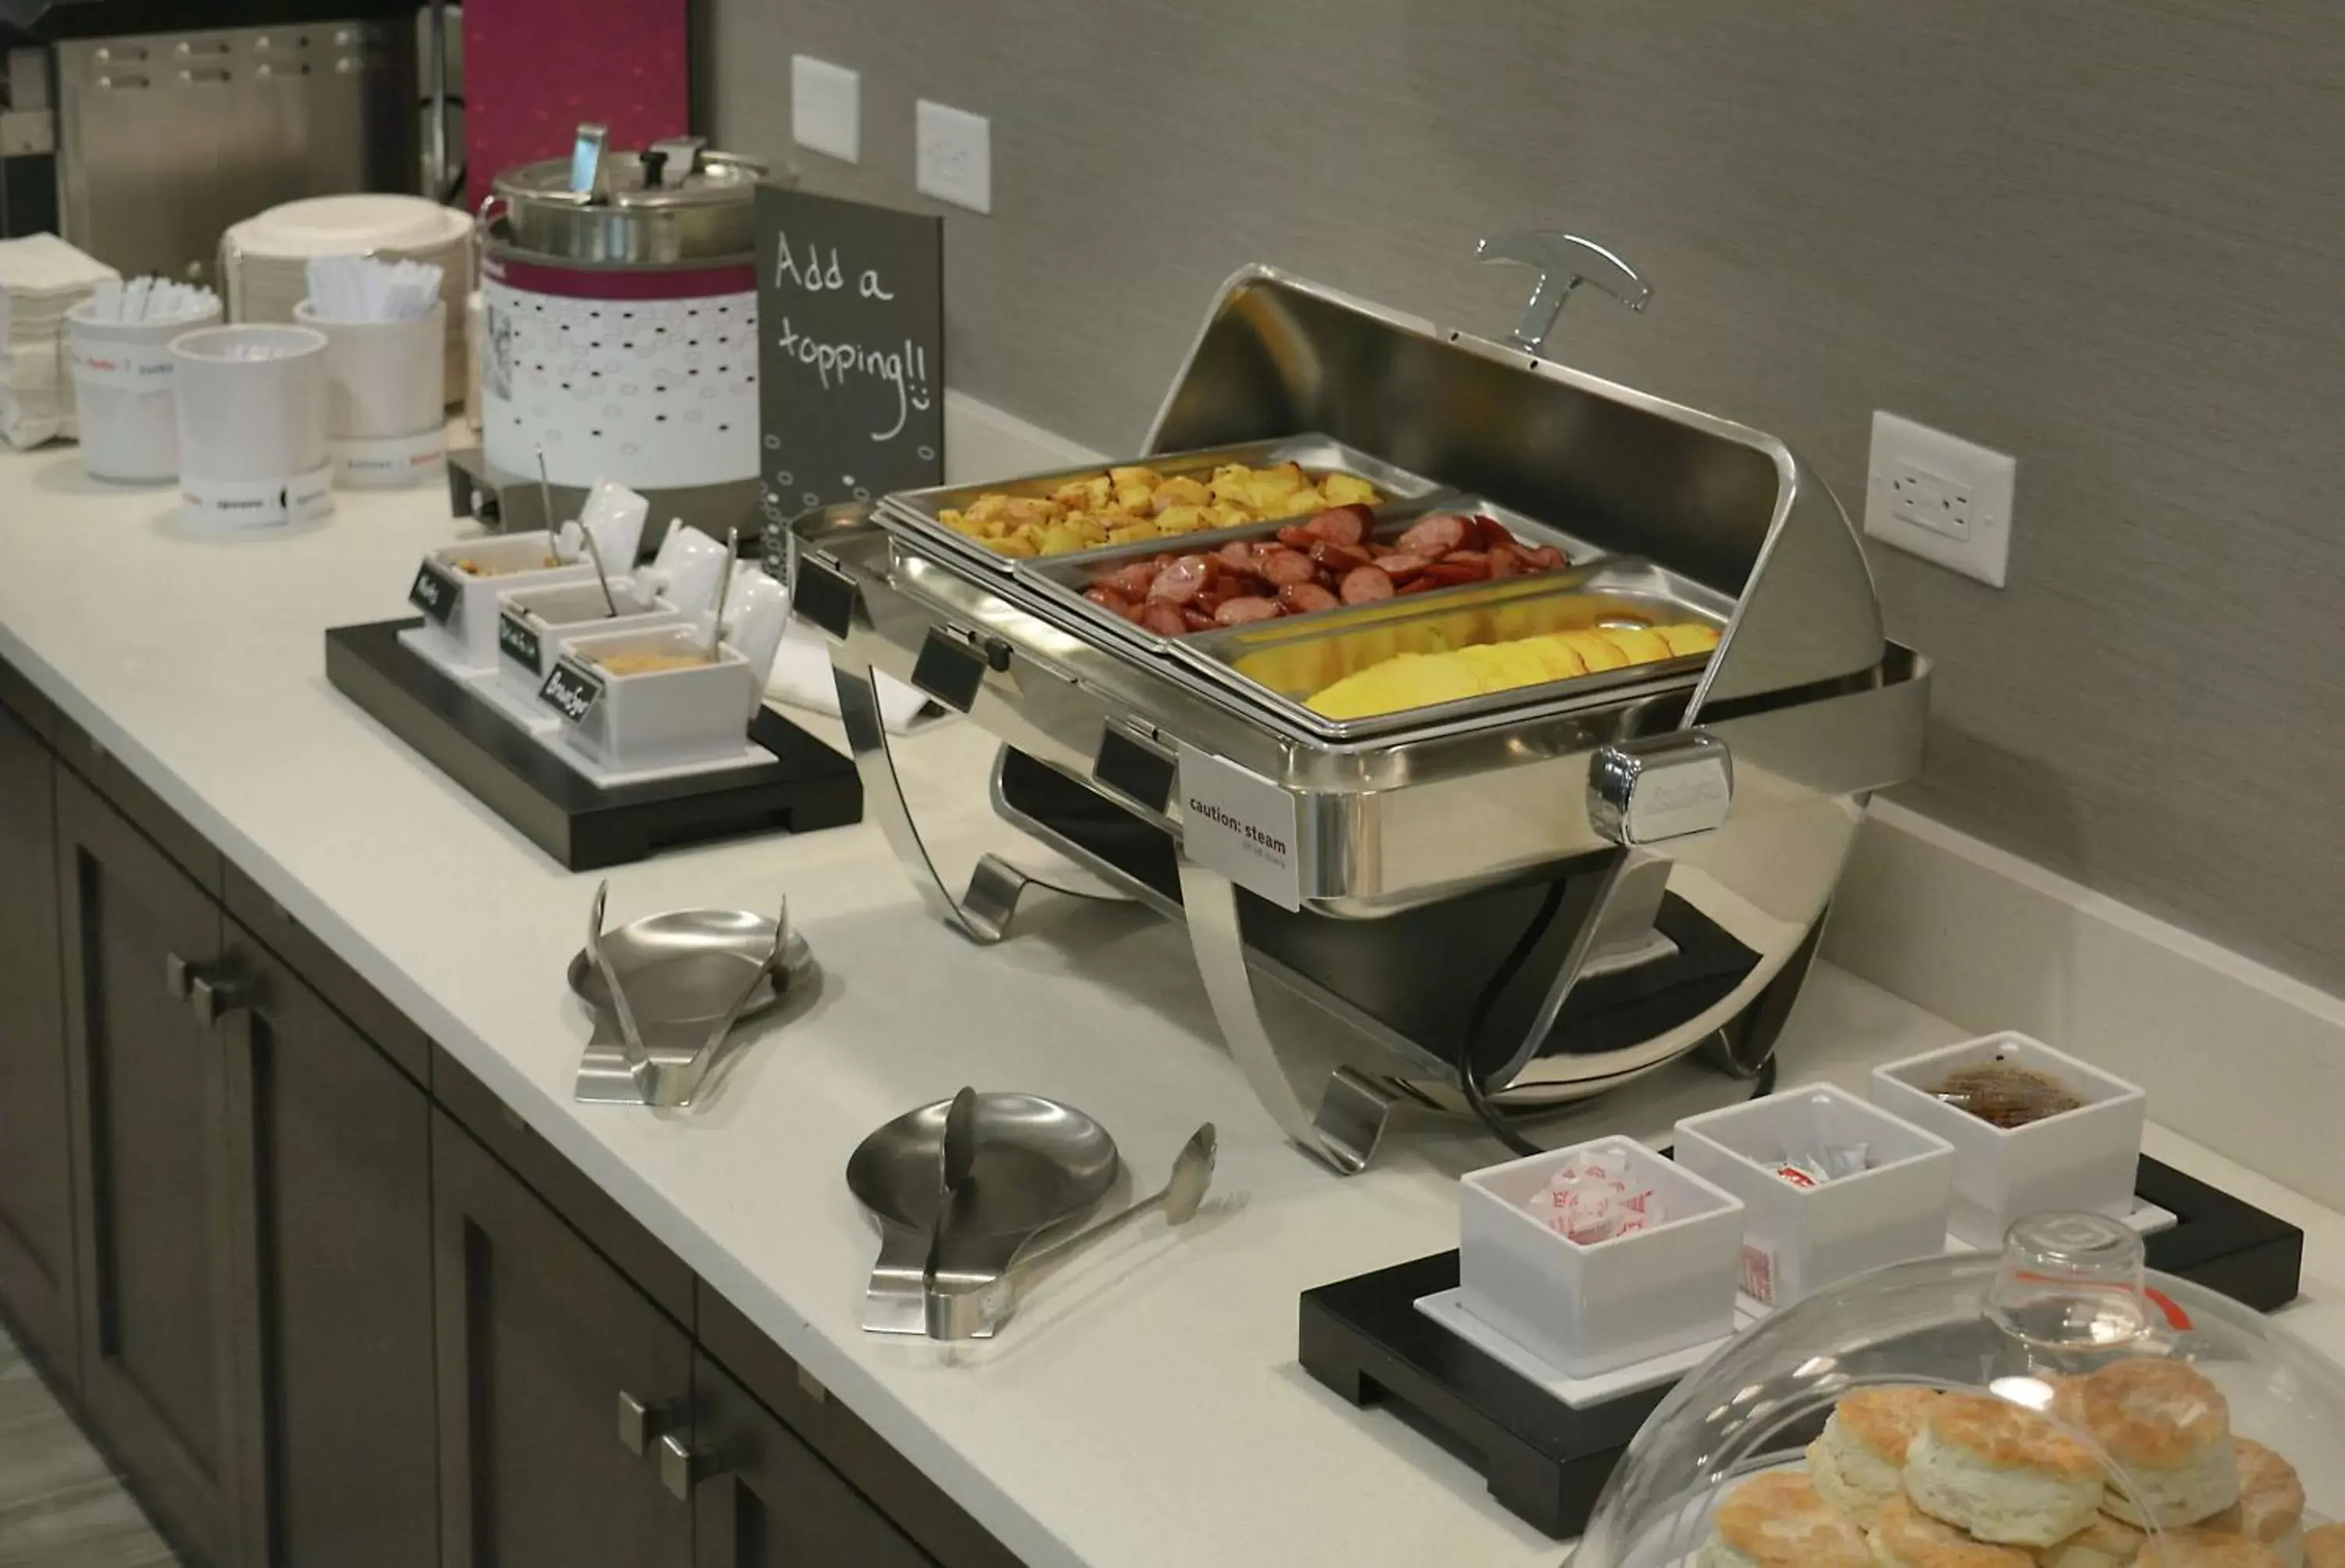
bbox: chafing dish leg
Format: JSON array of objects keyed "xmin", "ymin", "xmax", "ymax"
[
  {"xmin": 1175, "ymin": 858, "xmax": 1395, "ymax": 1174},
  {"xmin": 833, "ymin": 660, "xmax": 1031, "ymax": 944}
]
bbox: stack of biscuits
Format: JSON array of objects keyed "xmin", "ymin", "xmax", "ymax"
[{"xmin": 1695, "ymin": 1360, "xmax": 2338, "ymax": 1568}]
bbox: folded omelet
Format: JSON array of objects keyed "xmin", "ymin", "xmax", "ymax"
[{"xmin": 1305, "ymin": 621, "xmax": 1720, "ymax": 720}]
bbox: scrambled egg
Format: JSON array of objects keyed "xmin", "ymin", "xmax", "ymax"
[
  {"xmin": 937, "ymin": 462, "xmax": 1383, "ymax": 557},
  {"xmin": 1305, "ymin": 622, "xmax": 1720, "ymax": 720}
]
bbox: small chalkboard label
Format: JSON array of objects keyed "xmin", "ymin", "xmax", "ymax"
[
  {"xmin": 756, "ymin": 186, "xmax": 945, "ymax": 515},
  {"xmin": 409, "ymin": 559, "xmax": 461, "ymax": 625},
  {"xmin": 538, "ymin": 660, "xmax": 604, "ymax": 725},
  {"xmin": 496, "ymin": 610, "xmax": 544, "ymax": 672}
]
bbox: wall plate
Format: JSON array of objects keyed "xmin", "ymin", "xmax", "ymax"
[
  {"xmin": 790, "ymin": 55, "xmax": 861, "ymax": 163},
  {"xmin": 915, "ymin": 99, "xmax": 991, "ymax": 214},
  {"xmin": 1863, "ymin": 411, "xmax": 2016, "ymax": 587}
]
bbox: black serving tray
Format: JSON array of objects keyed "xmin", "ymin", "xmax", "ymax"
[
  {"xmin": 324, "ymin": 618, "xmax": 861, "ymax": 870},
  {"xmin": 1297, "ymin": 1154, "xmax": 2305, "ymax": 1542}
]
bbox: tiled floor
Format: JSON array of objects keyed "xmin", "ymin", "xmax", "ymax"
[{"xmin": 0, "ymin": 1326, "xmax": 176, "ymax": 1567}]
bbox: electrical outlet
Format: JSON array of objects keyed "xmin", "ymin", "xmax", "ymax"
[
  {"xmin": 790, "ymin": 55, "xmax": 860, "ymax": 163},
  {"xmin": 915, "ymin": 99, "xmax": 990, "ymax": 214},
  {"xmin": 1863, "ymin": 411, "xmax": 2016, "ymax": 587}
]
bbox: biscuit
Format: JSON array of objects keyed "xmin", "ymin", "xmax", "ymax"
[
  {"xmin": 1903, "ymin": 1391, "xmax": 2104, "ymax": 1546},
  {"xmin": 1696, "ymin": 1472, "xmax": 1869, "ymax": 1568},
  {"xmin": 2057, "ymin": 1361, "xmax": 2236, "ymax": 1528},
  {"xmin": 1865, "ymin": 1495, "xmax": 2032, "ymax": 1567},
  {"xmin": 2138, "ymin": 1527, "xmax": 2283, "ymax": 1567},
  {"xmin": 2039, "ymin": 1513, "xmax": 2147, "ymax": 1568},
  {"xmin": 2303, "ymin": 1523, "xmax": 2345, "ymax": 1568},
  {"xmin": 1808, "ymin": 1387, "xmax": 1941, "ymax": 1520},
  {"xmin": 2204, "ymin": 1440, "xmax": 2304, "ymax": 1568}
]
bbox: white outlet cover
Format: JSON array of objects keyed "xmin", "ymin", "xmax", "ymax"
[
  {"xmin": 1863, "ymin": 410, "xmax": 2017, "ymax": 588},
  {"xmin": 791, "ymin": 55, "xmax": 860, "ymax": 163},
  {"xmin": 915, "ymin": 99, "xmax": 991, "ymax": 214}
]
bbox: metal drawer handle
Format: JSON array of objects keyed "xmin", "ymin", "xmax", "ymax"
[
  {"xmin": 657, "ymin": 1434, "xmax": 721, "ymax": 1502},
  {"xmin": 165, "ymin": 952, "xmax": 192, "ymax": 1001},
  {"xmin": 617, "ymin": 1391, "xmax": 679, "ymax": 1457},
  {"xmin": 189, "ymin": 968, "xmax": 246, "ymax": 1026}
]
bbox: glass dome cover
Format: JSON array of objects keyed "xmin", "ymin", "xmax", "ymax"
[{"xmin": 1573, "ymin": 1212, "xmax": 2345, "ymax": 1566}]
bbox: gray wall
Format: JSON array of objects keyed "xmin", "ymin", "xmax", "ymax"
[{"xmin": 707, "ymin": 0, "xmax": 2345, "ymax": 994}]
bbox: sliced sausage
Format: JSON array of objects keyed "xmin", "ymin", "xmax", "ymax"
[
  {"xmin": 1471, "ymin": 514, "xmax": 1516, "ymax": 550},
  {"xmin": 1524, "ymin": 544, "xmax": 1567, "ymax": 570},
  {"xmin": 1420, "ymin": 560, "xmax": 1483, "ymax": 586},
  {"xmin": 1309, "ymin": 540, "xmax": 1373, "ymax": 574},
  {"xmin": 1105, "ymin": 560, "xmax": 1159, "ymax": 598},
  {"xmin": 1085, "ymin": 587, "xmax": 1133, "ymax": 616},
  {"xmin": 1374, "ymin": 552, "xmax": 1432, "ymax": 581},
  {"xmin": 1217, "ymin": 541, "xmax": 1261, "ymax": 573},
  {"xmin": 1147, "ymin": 556, "xmax": 1212, "ymax": 604},
  {"xmin": 1444, "ymin": 550, "xmax": 1488, "ymax": 572},
  {"xmin": 1304, "ymin": 505, "xmax": 1372, "ymax": 546},
  {"xmin": 1140, "ymin": 602, "xmax": 1189, "ymax": 637},
  {"xmin": 1276, "ymin": 524, "xmax": 1319, "ymax": 550},
  {"xmin": 1396, "ymin": 576, "xmax": 1441, "ymax": 595},
  {"xmin": 1212, "ymin": 596, "xmax": 1281, "ymax": 626},
  {"xmin": 1181, "ymin": 606, "xmax": 1217, "ymax": 632},
  {"xmin": 1486, "ymin": 546, "xmax": 1523, "ymax": 578},
  {"xmin": 1259, "ymin": 549, "xmax": 1317, "ymax": 585},
  {"xmin": 1398, "ymin": 512, "xmax": 1470, "ymax": 557},
  {"xmin": 1340, "ymin": 565, "xmax": 1396, "ymax": 603},
  {"xmin": 1278, "ymin": 581, "xmax": 1341, "ymax": 614}
]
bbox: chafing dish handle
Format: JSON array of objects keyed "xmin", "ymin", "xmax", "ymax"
[
  {"xmin": 1588, "ymin": 732, "xmax": 1735, "ymax": 847},
  {"xmin": 1474, "ymin": 231, "xmax": 1652, "ymax": 355}
]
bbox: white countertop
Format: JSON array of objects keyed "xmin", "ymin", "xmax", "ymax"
[{"xmin": 2, "ymin": 445, "xmax": 2340, "ymax": 1568}]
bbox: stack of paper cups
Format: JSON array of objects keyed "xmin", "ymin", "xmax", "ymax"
[
  {"xmin": 170, "ymin": 324, "xmax": 333, "ymax": 528},
  {"xmin": 294, "ymin": 299, "xmax": 447, "ymax": 489},
  {"xmin": 66, "ymin": 295, "xmax": 223, "ymax": 483}
]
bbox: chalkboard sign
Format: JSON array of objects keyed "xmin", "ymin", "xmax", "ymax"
[
  {"xmin": 496, "ymin": 610, "xmax": 543, "ymax": 673},
  {"xmin": 409, "ymin": 559, "xmax": 460, "ymax": 625},
  {"xmin": 755, "ymin": 186, "xmax": 946, "ymax": 524},
  {"xmin": 539, "ymin": 660, "xmax": 605, "ymax": 725}
]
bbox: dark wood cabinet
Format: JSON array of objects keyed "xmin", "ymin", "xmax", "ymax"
[
  {"xmin": 0, "ymin": 696, "xmax": 76, "ymax": 1377},
  {"xmin": 218, "ymin": 925, "xmax": 436, "ymax": 1568},
  {"xmin": 681, "ymin": 1352, "xmax": 934, "ymax": 1568},
  {"xmin": 56, "ymin": 769, "xmax": 242, "ymax": 1565},
  {"xmin": 432, "ymin": 1108, "xmax": 693, "ymax": 1568}
]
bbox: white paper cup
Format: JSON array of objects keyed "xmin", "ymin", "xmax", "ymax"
[
  {"xmin": 67, "ymin": 298, "xmax": 224, "ymax": 484},
  {"xmin": 170, "ymin": 324, "xmax": 333, "ymax": 528},
  {"xmin": 294, "ymin": 299, "xmax": 447, "ymax": 489}
]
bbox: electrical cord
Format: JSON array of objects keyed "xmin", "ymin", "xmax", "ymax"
[{"xmin": 1455, "ymin": 883, "xmax": 1779, "ymax": 1158}]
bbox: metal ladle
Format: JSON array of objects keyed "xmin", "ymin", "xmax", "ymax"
[{"xmin": 924, "ymin": 1122, "xmax": 1218, "ymax": 1341}]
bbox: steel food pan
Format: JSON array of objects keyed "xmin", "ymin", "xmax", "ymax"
[
  {"xmin": 1015, "ymin": 490, "xmax": 1613, "ymax": 660},
  {"xmin": 872, "ymin": 434, "xmax": 1442, "ymax": 577},
  {"xmin": 1172, "ymin": 559, "xmax": 1735, "ymax": 743}
]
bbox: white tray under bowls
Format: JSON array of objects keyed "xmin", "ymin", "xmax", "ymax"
[{"xmin": 400, "ymin": 531, "xmax": 596, "ymax": 676}]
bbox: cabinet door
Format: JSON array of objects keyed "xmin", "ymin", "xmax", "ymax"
[
  {"xmin": 219, "ymin": 928, "xmax": 436, "ymax": 1568},
  {"xmin": 682, "ymin": 1353, "xmax": 934, "ymax": 1568},
  {"xmin": 57, "ymin": 771, "xmax": 241, "ymax": 1564},
  {"xmin": 0, "ymin": 699, "xmax": 75, "ymax": 1374},
  {"xmin": 433, "ymin": 1109, "xmax": 693, "ymax": 1568}
]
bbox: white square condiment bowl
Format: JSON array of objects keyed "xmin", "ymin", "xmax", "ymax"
[
  {"xmin": 407, "ymin": 532, "xmax": 595, "ymax": 672},
  {"xmin": 1674, "ymin": 1084, "xmax": 1953, "ymax": 1307},
  {"xmin": 492, "ymin": 577, "xmax": 684, "ymax": 707},
  {"xmin": 1459, "ymin": 1138, "xmax": 1743, "ymax": 1378},
  {"xmin": 1871, "ymin": 1033, "xmax": 2146, "ymax": 1248},
  {"xmin": 542, "ymin": 625, "xmax": 758, "ymax": 769}
]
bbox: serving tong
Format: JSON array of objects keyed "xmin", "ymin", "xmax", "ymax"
[
  {"xmin": 573, "ymin": 880, "xmax": 794, "ymax": 1108},
  {"xmin": 858, "ymin": 1086, "xmax": 1219, "ymax": 1341}
]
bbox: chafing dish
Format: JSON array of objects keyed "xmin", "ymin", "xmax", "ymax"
[{"xmin": 790, "ymin": 242, "xmax": 1929, "ymax": 1174}]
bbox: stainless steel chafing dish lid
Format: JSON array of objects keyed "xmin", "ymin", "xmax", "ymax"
[{"xmin": 1138, "ymin": 267, "xmax": 1883, "ymax": 717}]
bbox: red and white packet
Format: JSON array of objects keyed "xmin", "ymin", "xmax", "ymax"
[{"xmin": 1531, "ymin": 1143, "xmax": 1665, "ymax": 1244}]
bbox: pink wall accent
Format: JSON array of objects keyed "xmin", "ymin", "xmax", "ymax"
[{"xmin": 464, "ymin": 0, "xmax": 693, "ymax": 199}]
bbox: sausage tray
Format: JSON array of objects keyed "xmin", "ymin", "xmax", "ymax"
[{"xmin": 872, "ymin": 433, "xmax": 1441, "ymax": 578}]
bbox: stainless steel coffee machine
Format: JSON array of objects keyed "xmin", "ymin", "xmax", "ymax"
[{"xmin": 0, "ymin": 0, "xmax": 421, "ymax": 278}]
